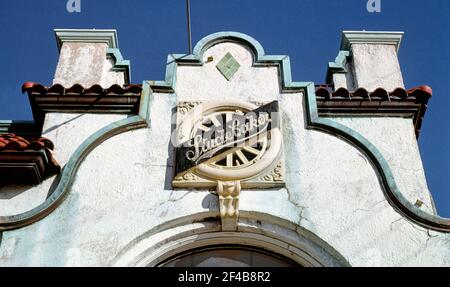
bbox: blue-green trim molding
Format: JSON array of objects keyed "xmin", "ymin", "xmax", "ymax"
[
  {"xmin": 54, "ymin": 29, "xmax": 119, "ymax": 52},
  {"xmin": 139, "ymin": 81, "xmax": 153, "ymax": 122},
  {"xmin": 326, "ymin": 50, "xmax": 350, "ymax": 84},
  {"xmin": 146, "ymin": 31, "xmax": 449, "ymax": 232},
  {"xmin": 341, "ymin": 31, "xmax": 404, "ymax": 53},
  {"xmin": 0, "ymin": 116, "xmax": 148, "ymax": 231},
  {"xmin": 107, "ymin": 48, "xmax": 131, "ymax": 84}
]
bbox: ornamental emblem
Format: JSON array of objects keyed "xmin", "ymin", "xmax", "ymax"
[
  {"xmin": 173, "ymin": 100, "xmax": 284, "ymax": 186},
  {"xmin": 172, "ymin": 100, "xmax": 285, "ymax": 230}
]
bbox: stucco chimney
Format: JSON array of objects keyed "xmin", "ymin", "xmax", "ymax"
[
  {"xmin": 328, "ymin": 31, "xmax": 405, "ymax": 92},
  {"xmin": 53, "ymin": 29, "xmax": 130, "ymax": 87}
]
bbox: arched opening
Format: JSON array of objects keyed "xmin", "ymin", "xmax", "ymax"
[
  {"xmin": 158, "ymin": 245, "xmax": 302, "ymax": 267},
  {"xmin": 111, "ymin": 213, "xmax": 350, "ymax": 267}
]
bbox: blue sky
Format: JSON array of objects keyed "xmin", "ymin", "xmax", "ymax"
[{"xmin": 0, "ymin": 0, "xmax": 448, "ymax": 216}]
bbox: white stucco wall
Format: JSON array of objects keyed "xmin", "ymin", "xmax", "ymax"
[
  {"xmin": 1, "ymin": 40, "xmax": 448, "ymax": 267},
  {"xmin": 0, "ymin": 113, "xmax": 126, "ymax": 217},
  {"xmin": 176, "ymin": 42, "xmax": 279, "ymax": 102},
  {"xmin": 330, "ymin": 117, "xmax": 436, "ymax": 214},
  {"xmin": 351, "ymin": 44, "xmax": 405, "ymax": 91}
]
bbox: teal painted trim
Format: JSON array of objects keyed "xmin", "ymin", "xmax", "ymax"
[
  {"xmin": 107, "ymin": 48, "xmax": 131, "ymax": 84},
  {"xmin": 341, "ymin": 31, "xmax": 403, "ymax": 53},
  {"xmin": 193, "ymin": 31, "xmax": 265, "ymax": 60},
  {"xmin": 55, "ymin": 29, "xmax": 119, "ymax": 52},
  {"xmin": 146, "ymin": 31, "xmax": 449, "ymax": 232},
  {"xmin": 328, "ymin": 50, "xmax": 350, "ymax": 71},
  {"xmin": 0, "ymin": 116, "xmax": 148, "ymax": 231},
  {"xmin": 139, "ymin": 81, "xmax": 153, "ymax": 121},
  {"xmin": 326, "ymin": 50, "xmax": 350, "ymax": 84}
]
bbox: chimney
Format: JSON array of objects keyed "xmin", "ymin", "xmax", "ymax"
[
  {"xmin": 328, "ymin": 31, "xmax": 405, "ymax": 92},
  {"xmin": 53, "ymin": 29, "xmax": 130, "ymax": 87}
]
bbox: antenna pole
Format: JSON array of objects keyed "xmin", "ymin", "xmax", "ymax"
[{"xmin": 186, "ymin": 0, "xmax": 193, "ymax": 54}]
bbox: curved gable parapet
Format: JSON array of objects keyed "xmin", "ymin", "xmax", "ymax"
[
  {"xmin": 146, "ymin": 31, "xmax": 450, "ymax": 233},
  {"xmin": 1, "ymin": 31, "xmax": 448, "ymax": 236},
  {"xmin": 147, "ymin": 31, "xmax": 305, "ymax": 92}
]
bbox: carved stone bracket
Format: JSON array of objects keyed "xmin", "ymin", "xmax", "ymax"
[
  {"xmin": 217, "ymin": 180, "xmax": 241, "ymax": 231},
  {"xmin": 177, "ymin": 101, "xmax": 201, "ymax": 115},
  {"xmin": 260, "ymin": 161, "xmax": 284, "ymax": 182},
  {"xmin": 174, "ymin": 171, "xmax": 199, "ymax": 182}
]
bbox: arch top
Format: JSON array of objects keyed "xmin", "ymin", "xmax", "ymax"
[
  {"xmin": 110, "ymin": 212, "xmax": 351, "ymax": 267},
  {"xmin": 192, "ymin": 31, "xmax": 266, "ymax": 60}
]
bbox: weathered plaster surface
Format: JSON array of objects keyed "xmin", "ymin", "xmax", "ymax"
[
  {"xmin": 332, "ymin": 73, "xmax": 348, "ymax": 90},
  {"xmin": 53, "ymin": 42, "xmax": 125, "ymax": 87},
  {"xmin": 101, "ymin": 58, "xmax": 126, "ymax": 87},
  {"xmin": 330, "ymin": 117, "xmax": 436, "ymax": 214},
  {"xmin": 351, "ymin": 44, "xmax": 404, "ymax": 91},
  {"xmin": 1, "ymin": 39, "xmax": 448, "ymax": 267}
]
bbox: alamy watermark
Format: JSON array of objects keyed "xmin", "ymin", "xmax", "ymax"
[
  {"xmin": 367, "ymin": 0, "xmax": 381, "ymax": 13},
  {"xmin": 67, "ymin": 0, "xmax": 81, "ymax": 13},
  {"xmin": 66, "ymin": 1, "xmax": 380, "ymax": 14}
]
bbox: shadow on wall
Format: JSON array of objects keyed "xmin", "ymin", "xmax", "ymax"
[
  {"xmin": 0, "ymin": 174, "xmax": 60, "ymax": 200},
  {"xmin": 202, "ymin": 193, "xmax": 219, "ymax": 211},
  {"xmin": 163, "ymin": 106, "xmax": 178, "ymax": 191},
  {"xmin": 0, "ymin": 185, "xmax": 31, "ymax": 200}
]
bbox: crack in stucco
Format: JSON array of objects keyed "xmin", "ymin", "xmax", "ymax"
[
  {"xmin": 425, "ymin": 230, "xmax": 439, "ymax": 247},
  {"xmin": 390, "ymin": 216, "xmax": 438, "ymax": 246},
  {"xmin": 283, "ymin": 188, "xmax": 309, "ymax": 226},
  {"xmin": 372, "ymin": 199, "xmax": 387, "ymax": 207},
  {"xmin": 353, "ymin": 200, "xmax": 387, "ymax": 214},
  {"xmin": 390, "ymin": 217, "xmax": 404, "ymax": 231}
]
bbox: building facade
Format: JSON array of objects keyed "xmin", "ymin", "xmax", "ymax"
[{"xmin": 0, "ymin": 29, "xmax": 449, "ymax": 267}]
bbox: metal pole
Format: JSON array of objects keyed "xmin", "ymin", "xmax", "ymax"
[{"xmin": 186, "ymin": 0, "xmax": 192, "ymax": 54}]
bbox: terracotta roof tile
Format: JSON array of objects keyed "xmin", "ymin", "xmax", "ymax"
[
  {"xmin": 0, "ymin": 133, "xmax": 55, "ymax": 152},
  {"xmin": 315, "ymin": 85, "xmax": 432, "ymax": 102},
  {"xmin": 315, "ymin": 85, "xmax": 432, "ymax": 138},
  {"xmin": 21, "ymin": 82, "xmax": 143, "ymax": 124},
  {"xmin": 0, "ymin": 133, "xmax": 60, "ymax": 184},
  {"xmin": 22, "ymin": 82, "xmax": 143, "ymax": 96}
]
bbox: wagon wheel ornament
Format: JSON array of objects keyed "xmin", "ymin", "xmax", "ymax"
[{"xmin": 190, "ymin": 109, "xmax": 269, "ymax": 170}]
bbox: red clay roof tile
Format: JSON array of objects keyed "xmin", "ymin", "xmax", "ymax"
[
  {"xmin": 0, "ymin": 133, "xmax": 55, "ymax": 152},
  {"xmin": 315, "ymin": 85, "xmax": 432, "ymax": 138},
  {"xmin": 22, "ymin": 82, "xmax": 143, "ymax": 96},
  {"xmin": 0, "ymin": 133, "xmax": 60, "ymax": 184},
  {"xmin": 21, "ymin": 82, "xmax": 143, "ymax": 124}
]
